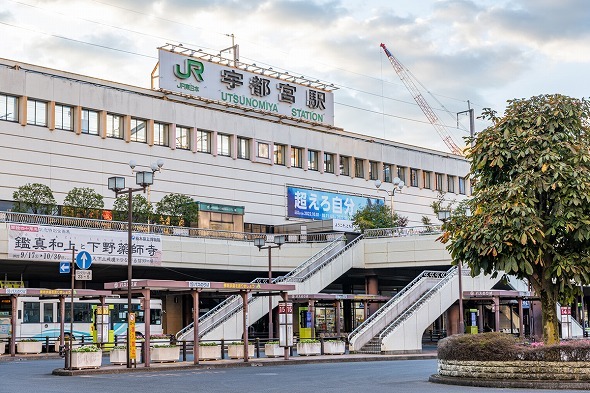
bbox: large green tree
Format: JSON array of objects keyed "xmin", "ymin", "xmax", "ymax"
[
  {"xmin": 12, "ymin": 183, "xmax": 56, "ymax": 214},
  {"xmin": 155, "ymin": 193, "xmax": 198, "ymax": 227},
  {"xmin": 440, "ymin": 94, "xmax": 590, "ymax": 344},
  {"xmin": 352, "ymin": 203, "xmax": 408, "ymax": 232},
  {"xmin": 63, "ymin": 187, "xmax": 104, "ymax": 218},
  {"xmin": 112, "ymin": 194, "xmax": 152, "ymax": 223}
]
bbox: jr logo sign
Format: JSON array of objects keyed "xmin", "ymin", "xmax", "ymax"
[{"xmin": 174, "ymin": 59, "xmax": 204, "ymax": 82}]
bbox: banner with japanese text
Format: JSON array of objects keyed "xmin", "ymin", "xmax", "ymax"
[
  {"xmin": 8, "ymin": 224, "xmax": 162, "ymax": 266},
  {"xmin": 286, "ymin": 186, "xmax": 383, "ymax": 221}
]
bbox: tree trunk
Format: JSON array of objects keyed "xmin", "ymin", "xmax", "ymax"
[{"xmin": 540, "ymin": 278, "xmax": 560, "ymax": 344}]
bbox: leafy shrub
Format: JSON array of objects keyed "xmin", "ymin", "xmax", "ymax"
[
  {"xmin": 112, "ymin": 345, "xmax": 126, "ymax": 350},
  {"xmin": 153, "ymin": 344, "xmax": 177, "ymax": 348},
  {"xmin": 150, "ymin": 334, "xmax": 169, "ymax": 340},
  {"xmin": 20, "ymin": 338, "xmax": 39, "ymax": 342},
  {"xmin": 438, "ymin": 333, "xmax": 590, "ymax": 362},
  {"xmin": 299, "ymin": 339, "xmax": 320, "ymax": 344},
  {"xmin": 72, "ymin": 345, "xmax": 100, "ymax": 352},
  {"xmin": 266, "ymin": 341, "xmax": 279, "ymax": 345},
  {"xmin": 199, "ymin": 342, "xmax": 219, "ymax": 346}
]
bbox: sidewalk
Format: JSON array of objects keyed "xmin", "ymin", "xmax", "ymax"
[{"xmin": 50, "ymin": 350, "xmax": 438, "ymax": 376}]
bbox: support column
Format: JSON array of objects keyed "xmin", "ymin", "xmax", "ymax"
[
  {"xmin": 308, "ymin": 300, "xmax": 316, "ymax": 339},
  {"xmin": 342, "ymin": 283, "xmax": 352, "ymax": 332},
  {"xmin": 478, "ymin": 304, "xmax": 484, "ymax": 333},
  {"xmin": 494, "ymin": 297, "xmax": 500, "ymax": 331},
  {"xmin": 366, "ymin": 275, "xmax": 379, "ymax": 315},
  {"xmin": 335, "ymin": 301, "xmax": 341, "ymax": 336},
  {"xmin": 142, "ymin": 289, "xmax": 151, "ymax": 367},
  {"xmin": 10, "ymin": 295, "xmax": 17, "ymax": 356},
  {"xmin": 242, "ymin": 291, "xmax": 249, "ymax": 363},
  {"xmin": 59, "ymin": 296, "xmax": 65, "ymax": 350},
  {"xmin": 518, "ymin": 298, "xmax": 524, "ymax": 339},
  {"xmin": 192, "ymin": 289, "xmax": 200, "ymax": 365},
  {"xmin": 281, "ymin": 292, "xmax": 289, "ymax": 360}
]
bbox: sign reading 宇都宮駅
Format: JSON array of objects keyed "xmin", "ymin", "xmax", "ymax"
[
  {"xmin": 8, "ymin": 224, "xmax": 162, "ymax": 266},
  {"xmin": 158, "ymin": 49, "xmax": 334, "ymax": 126}
]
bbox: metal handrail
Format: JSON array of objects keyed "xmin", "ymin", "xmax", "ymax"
[
  {"xmin": 349, "ymin": 269, "xmax": 449, "ymax": 340},
  {"xmin": 378, "ymin": 266, "xmax": 459, "ymax": 340},
  {"xmin": 364, "ymin": 225, "xmax": 442, "ymax": 238},
  {"xmin": 0, "ymin": 211, "xmax": 340, "ymax": 243},
  {"xmin": 176, "ymin": 235, "xmax": 347, "ymax": 339}
]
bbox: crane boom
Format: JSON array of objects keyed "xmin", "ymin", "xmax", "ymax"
[{"xmin": 380, "ymin": 43, "xmax": 463, "ymax": 155}]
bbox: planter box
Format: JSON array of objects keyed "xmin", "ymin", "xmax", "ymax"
[
  {"xmin": 150, "ymin": 346, "xmax": 180, "ymax": 363},
  {"xmin": 17, "ymin": 341, "xmax": 43, "ymax": 354},
  {"xmin": 324, "ymin": 341, "xmax": 345, "ymax": 355},
  {"xmin": 228, "ymin": 344, "xmax": 255, "ymax": 359},
  {"xmin": 265, "ymin": 344, "xmax": 284, "ymax": 358},
  {"xmin": 71, "ymin": 350, "xmax": 102, "ymax": 369},
  {"xmin": 438, "ymin": 359, "xmax": 590, "ymax": 380},
  {"xmin": 0, "ymin": 342, "xmax": 5, "ymax": 355},
  {"xmin": 199, "ymin": 345, "xmax": 222, "ymax": 360},
  {"xmin": 297, "ymin": 342, "xmax": 321, "ymax": 356},
  {"xmin": 109, "ymin": 348, "xmax": 127, "ymax": 365}
]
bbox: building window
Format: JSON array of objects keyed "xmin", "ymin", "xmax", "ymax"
[
  {"xmin": 383, "ymin": 164, "xmax": 392, "ymax": 183},
  {"xmin": 27, "ymin": 99, "xmax": 47, "ymax": 126},
  {"xmin": 308, "ymin": 150, "xmax": 319, "ymax": 171},
  {"xmin": 369, "ymin": 161, "xmax": 379, "ymax": 180},
  {"xmin": 410, "ymin": 168, "xmax": 418, "ymax": 187},
  {"xmin": 340, "ymin": 156, "xmax": 350, "ymax": 176},
  {"xmin": 237, "ymin": 137, "xmax": 250, "ymax": 159},
  {"xmin": 324, "ymin": 153, "xmax": 334, "ymax": 173},
  {"xmin": 106, "ymin": 114, "xmax": 123, "ymax": 139},
  {"xmin": 397, "ymin": 166, "xmax": 406, "ymax": 183},
  {"xmin": 176, "ymin": 126, "xmax": 190, "ymax": 150},
  {"xmin": 447, "ymin": 175, "xmax": 456, "ymax": 193},
  {"xmin": 291, "ymin": 146, "xmax": 303, "ymax": 168},
  {"xmin": 274, "ymin": 144, "xmax": 286, "ymax": 165},
  {"xmin": 423, "ymin": 171, "xmax": 431, "ymax": 189},
  {"xmin": 196, "ymin": 129, "xmax": 211, "ymax": 153},
  {"xmin": 459, "ymin": 177, "xmax": 466, "ymax": 195},
  {"xmin": 217, "ymin": 133, "xmax": 231, "ymax": 156},
  {"xmin": 436, "ymin": 173, "xmax": 444, "ymax": 191},
  {"xmin": 55, "ymin": 104, "xmax": 73, "ymax": 131},
  {"xmin": 257, "ymin": 141, "xmax": 269, "ymax": 159},
  {"xmin": 0, "ymin": 94, "xmax": 18, "ymax": 122},
  {"xmin": 154, "ymin": 122, "xmax": 169, "ymax": 146},
  {"xmin": 130, "ymin": 118, "xmax": 146, "ymax": 142},
  {"xmin": 81, "ymin": 109, "xmax": 99, "ymax": 135},
  {"xmin": 355, "ymin": 158, "xmax": 364, "ymax": 178}
]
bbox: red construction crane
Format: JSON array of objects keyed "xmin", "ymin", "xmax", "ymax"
[{"xmin": 380, "ymin": 43, "xmax": 464, "ymax": 155}]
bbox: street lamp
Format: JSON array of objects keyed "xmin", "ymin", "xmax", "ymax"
[
  {"xmin": 254, "ymin": 235, "xmax": 286, "ymax": 339},
  {"xmin": 108, "ymin": 168, "xmax": 155, "ymax": 368},
  {"xmin": 130, "ymin": 159, "xmax": 164, "ymax": 226},
  {"xmin": 375, "ymin": 178, "xmax": 404, "ymax": 220}
]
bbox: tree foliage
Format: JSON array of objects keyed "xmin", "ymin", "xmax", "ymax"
[
  {"xmin": 352, "ymin": 203, "xmax": 408, "ymax": 232},
  {"xmin": 439, "ymin": 94, "xmax": 590, "ymax": 344},
  {"xmin": 12, "ymin": 183, "xmax": 56, "ymax": 214},
  {"xmin": 155, "ymin": 193, "xmax": 198, "ymax": 227},
  {"xmin": 112, "ymin": 194, "xmax": 152, "ymax": 223},
  {"xmin": 62, "ymin": 187, "xmax": 104, "ymax": 218}
]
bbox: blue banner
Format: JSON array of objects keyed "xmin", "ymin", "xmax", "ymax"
[{"xmin": 286, "ymin": 186, "xmax": 383, "ymax": 221}]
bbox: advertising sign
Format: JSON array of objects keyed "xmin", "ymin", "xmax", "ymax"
[
  {"xmin": 129, "ymin": 313, "xmax": 136, "ymax": 360},
  {"xmin": 158, "ymin": 49, "xmax": 334, "ymax": 126},
  {"xmin": 286, "ymin": 186, "xmax": 383, "ymax": 221},
  {"xmin": 8, "ymin": 224, "xmax": 162, "ymax": 266}
]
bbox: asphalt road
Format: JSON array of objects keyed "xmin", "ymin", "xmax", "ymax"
[{"xmin": 1, "ymin": 357, "xmax": 589, "ymax": 393}]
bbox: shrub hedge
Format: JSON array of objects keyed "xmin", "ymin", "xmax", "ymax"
[{"xmin": 438, "ymin": 332, "xmax": 590, "ymax": 362}]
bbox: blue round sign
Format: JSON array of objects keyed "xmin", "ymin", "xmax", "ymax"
[{"xmin": 76, "ymin": 251, "xmax": 93, "ymax": 270}]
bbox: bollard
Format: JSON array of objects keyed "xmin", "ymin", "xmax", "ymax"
[
  {"xmin": 182, "ymin": 340, "xmax": 187, "ymax": 361},
  {"xmin": 255, "ymin": 338, "xmax": 260, "ymax": 358},
  {"xmin": 320, "ymin": 337, "xmax": 324, "ymax": 355},
  {"xmin": 64, "ymin": 346, "xmax": 70, "ymax": 369}
]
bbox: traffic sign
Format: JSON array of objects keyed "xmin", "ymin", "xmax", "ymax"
[
  {"xmin": 59, "ymin": 261, "xmax": 70, "ymax": 274},
  {"xmin": 76, "ymin": 251, "xmax": 93, "ymax": 270},
  {"xmin": 75, "ymin": 270, "xmax": 92, "ymax": 281}
]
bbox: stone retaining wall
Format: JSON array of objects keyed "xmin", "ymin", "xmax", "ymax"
[{"xmin": 438, "ymin": 359, "xmax": 590, "ymax": 381}]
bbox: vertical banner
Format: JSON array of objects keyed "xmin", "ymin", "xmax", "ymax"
[{"xmin": 129, "ymin": 313, "xmax": 136, "ymax": 360}]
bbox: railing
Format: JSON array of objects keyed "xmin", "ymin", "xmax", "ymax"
[
  {"xmin": 378, "ymin": 266, "xmax": 459, "ymax": 340},
  {"xmin": 364, "ymin": 225, "xmax": 442, "ymax": 238},
  {"xmin": 0, "ymin": 211, "xmax": 340, "ymax": 243},
  {"xmin": 176, "ymin": 235, "xmax": 348, "ymax": 340},
  {"xmin": 349, "ymin": 269, "xmax": 449, "ymax": 341}
]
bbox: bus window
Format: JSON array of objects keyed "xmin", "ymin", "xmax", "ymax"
[
  {"xmin": 151, "ymin": 309, "xmax": 162, "ymax": 325},
  {"xmin": 43, "ymin": 303, "xmax": 54, "ymax": 323},
  {"xmin": 58, "ymin": 303, "xmax": 93, "ymax": 323},
  {"xmin": 23, "ymin": 302, "xmax": 40, "ymax": 323}
]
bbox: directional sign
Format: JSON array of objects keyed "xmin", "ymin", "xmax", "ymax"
[
  {"xmin": 75, "ymin": 270, "xmax": 92, "ymax": 281},
  {"xmin": 76, "ymin": 251, "xmax": 92, "ymax": 270},
  {"xmin": 59, "ymin": 261, "xmax": 70, "ymax": 274}
]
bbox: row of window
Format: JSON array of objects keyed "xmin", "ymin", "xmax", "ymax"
[{"xmin": 1, "ymin": 93, "xmax": 467, "ymax": 194}]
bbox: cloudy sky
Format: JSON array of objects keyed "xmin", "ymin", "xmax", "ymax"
[{"xmin": 1, "ymin": 0, "xmax": 589, "ymax": 153}]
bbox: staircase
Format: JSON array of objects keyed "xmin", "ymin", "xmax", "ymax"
[
  {"xmin": 351, "ymin": 266, "xmax": 502, "ymax": 353},
  {"xmin": 176, "ymin": 234, "xmax": 362, "ymax": 341}
]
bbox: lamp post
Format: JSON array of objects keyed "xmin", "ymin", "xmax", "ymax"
[
  {"xmin": 129, "ymin": 159, "xmax": 164, "ymax": 226},
  {"xmin": 108, "ymin": 169, "xmax": 154, "ymax": 368},
  {"xmin": 254, "ymin": 235, "xmax": 286, "ymax": 339},
  {"xmin": 375, "ymin": 177, "xmax": 404, "ymax": 216}
]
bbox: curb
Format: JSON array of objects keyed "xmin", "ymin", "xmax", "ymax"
[
  {"xmin": 52, "ymin": 353, "xmax": 437, "ymax": 376},
  {"xmin": 429, "ymin": 374, "xmax": 590, "ymax": 390}
]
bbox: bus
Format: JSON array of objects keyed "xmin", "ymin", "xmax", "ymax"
[{"xmin": 1, "ymin": 296, "xmax": 163, "ymax": 348}]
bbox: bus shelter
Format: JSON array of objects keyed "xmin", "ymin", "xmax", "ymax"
[
  {"xmin": 104, "ymin": 279, "xmax": 295, "ymax": 366},
  {"xmin": 0, "ymin": 288, "xmax": 112, "ymax": 357}
]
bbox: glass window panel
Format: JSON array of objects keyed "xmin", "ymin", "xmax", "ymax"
[
  {"xmin": 130, "ymin": 118, "xmax": 146, "ymax": 142},
  {"xmin": 423, "ymin": 171, "xmax": 431, "ymax": 189},
  {"xmin": 459, "ymin": 177, "xmax": 466, "ymax": 195},
  {"xmin": 308, "ymin": 150, "xmax": 318, "ymax": 171},
  {"xmin": 176, "ymin": 126, "xmax": 190, "ymax": 150},
  {"xmin": 27, "ymin": 99, "xmax": 47, "ymax": 126},
  {"xmin": 196, "ymin": 129, "xmax": 211, "ymax": 153},
  {"xmin": 324, "ymin": 153, "xmax": 334, "ymax": 173},
  {"xmin": 369, "ymin": 161, "xmax": 378, "ymax": 180},
  {"xmin": 355, "ymin": 158, "xmax": 364, "ymax": 178},
  {"xmin": 383, "ymin": 164, "xmax": 392, "ymax": 183},
  {"xmin": 257, "ymin": 141, "xmax": 268, "ymax": 159},
  {"xmin": 0, "ymin": 94, "xmax": 18, "ymax": 122},
  {"xmin": 436, "ymin": 173, "xmax": 444, "ymax": 191},
  {"xmin": 274, "ymin": 144, "xmax": 285, "ymax": 165},
  {"xmin": 410, "ymin": 168, "xmax": 418, "ymax": 187},
  {"xmin": 217, "ymin": 134, "xmax": 231, "ymax": 156},
  {"xmin": 154, "ymin": 123, "xmax": 169, "ymax": 146},
  {"xmin": 81, "ymin": 109, "xmax": 99, "ymax": 135},
  {"xmin": 106, "ymin": 114, "xmax": 123, "ymax": 138},
  {"xmin": 447, "ymin": 175, "xmax": 455, "ymax": 193},
  {"xmin": 55, "ymin": 104, "xmax": 73, "ymax": 131},
  {"xmin": 397, "ymin": 166, "xmax": 406, "ymax": 183},
  {"xmin": 291, "ymin": 147, "xmax": 303, "ymax": 168},
  {"xmin": 23, "ymin": 302, "xmax": 40, "ymax": 323},
  {"xmin": 340, "ymin": 156, "xmax": 350, "ymax": 176},
  {"xmin": 43, "ymin": 303, "xmax": 54, "ymax": 323}
]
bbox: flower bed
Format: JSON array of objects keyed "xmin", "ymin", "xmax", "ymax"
[
  {"xmin": 17, "ymin": 339, "xmax": 42, "ymax": 354},
  {"xmin": 70, "ymin": 345, "xmax": 102, "ymax": 369},
  {"xmin": 323, "ymin": 340, "xmax": 345, "ymax": 355}
]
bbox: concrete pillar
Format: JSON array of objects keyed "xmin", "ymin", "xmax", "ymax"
[
  {"xmin": 447, "ymin": 304, "xmax": 460, "ymax": 335},
  {"xmin": 366, "ymin": 275, "xmax": 379, "ymax": 315}
]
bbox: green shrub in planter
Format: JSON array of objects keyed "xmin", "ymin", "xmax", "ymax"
[
  {"xmin": 72, "ymin": 345, "xmax": 101, "ymax": 353},
  {"xmin": 20, "ymin": 338, "xmax": 39, "ymax": 342},
  {"xmin": 267, "ymin": 341, "xmax": 279, "ymax": 345},
  {"xmin": 299, "ymin": 339, "xmax": 320, "ymax": 344},
  {"xmin": 150, "ymin": 334, "xmax": 169, "ymax": 340},
  {"xmin": 153, "ymin": 344, "xmax": 177, "ymax": 348},
  {"xmin": 199, "ymin": 342, "xmax": 219, "ymax": 346}
]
